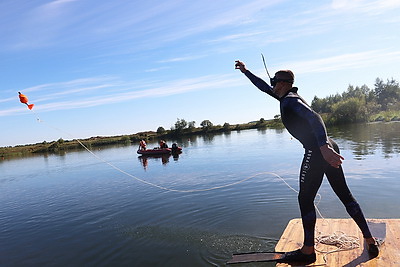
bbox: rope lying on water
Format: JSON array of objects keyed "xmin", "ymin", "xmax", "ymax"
[
  {"xmin": 32, "ymin": 111, "xmax": 288, "ymax": 193},
  {"xmin": 32, "ymin": 110, "xmax": 361, "ymax": 263}
]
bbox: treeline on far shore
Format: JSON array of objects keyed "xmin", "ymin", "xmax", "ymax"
[
  {"xmin": 0, "ymin": 118, "xmax": 283, "ymax": 159},
  {"xmin": 312, "ymin": 78, "xmax": 400, "ymax": 124}
]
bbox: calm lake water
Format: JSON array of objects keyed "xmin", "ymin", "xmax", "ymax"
[{"xmin": 1, "ymin": 122, "xmax": 399, "ymax": 266}]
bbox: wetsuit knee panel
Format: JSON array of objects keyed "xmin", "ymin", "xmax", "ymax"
[{"xmin": 345, "ymin": 201, "xmax": 361, "ymax": 215}]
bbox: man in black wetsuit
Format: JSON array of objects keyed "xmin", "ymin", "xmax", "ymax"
[{"xmin": 235, "ymin": 60, "xmax": 379, "ymax": 263}]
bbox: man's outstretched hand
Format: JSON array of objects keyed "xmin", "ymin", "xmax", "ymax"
[
  {"xmin": 320, "ymin": 144, "xmax": 344, "ymax": 168},
  {"xmin": 235, "ymin": 60, "xmax": 247, "ymax": 73}
]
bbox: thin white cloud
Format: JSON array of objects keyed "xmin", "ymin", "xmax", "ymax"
[
  {"xmin": 0, "ymin": 96, "xmax": 15, "ymax": 104},
  {"xmin": 0, "ymin": 107, "xmax": 25, "ymax": 117},
  {"xmin": 39, "ymin": 74, "xmax": 236, "ymax": 112},
  {"xmin": 0, "ymin": 74, "xmax": 240, "ymax": 116},
  {"xmin": 331, "ymin": 0, "xmax": 363, "ymax": 9},
  {"xmin": 190, "ymin": 0, "xmax": 283, "ymax": 33},
  {"xmin": 33, "ymin": 84, "xmax": 117, "ymax": 104},
  {"xmin": 4, "ymin": 0, "xmax": 289, "ymax": 52},
  {"xmin": 4, "ymin": 0, "xmax": 399, "ymax": 55},
  {"xmin": 144, "ymin": 67, "xmax": 170, "ymax": 73},
  {"xmin": 331, "ymin": 0, "xmax": 400, "ymax": 12},
  {"xmin": 158, "ymin": 55, "xmax": 206, "ymax": 63},
  {"xmin": 44, "ymin": 0, "xmax": 78, "ymax": 7},
  {"xmin": 157, "ymin": 0, "xmax": 284, "ymax": 45},
  {"xmin": 282, "ymin": 50, "xmax": 400, "ymax": 74},
  {"xmin": 207, "ymin": 31, "xmax": 269, "ymax": 44},
  {"xmin": 23, "ymin": 76, "xmax": 117, "ymax": 93},
  {"xmin": 5, "ymin": 0, "xmax": 79, "ymax": 50}
]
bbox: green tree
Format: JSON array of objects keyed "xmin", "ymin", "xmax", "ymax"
[
  {"xmin": 311, "ymin": 78, "xmax": 400, "ymax": 124},
  {"xmin": 342, "ymin": 84, "xmax": 371, "ymax": 99},
  {"xmin": 175, "ymin": 118, "xmax": 187, "ymax": 130},
  {"xmin": 157, "ymin": 126, "xmax": 166, "ymax": 135},
  {"xmin": 188, "ymin": 121, "xmax": 196, "ymax": 129},
  {"xmin": 223, "ymin": 122, "xmax": 230, "ymax": 131},
  {"xmin": 200, "ymin": 120, "xmax": 213, "ymax": 131},
  {"xmin": 120, "ymin": 136, "xmax": 131, "ymax": 144},
  {"xmin": 329, "ymin": 97, "xmax": 368, "ymax": 124},
  {"xmin": 312, "ymin": 96, "xmax": 329, "ymax": 113},
  {"xmin": 311, "ymin": 94, "xmax": 342, "ymax": 113},
  {"xmin": 256, "ymin": 118, "xmax": 266, "ymax": 128},
  {"xmin": 374, "ymin": 78, "xmax": 400, "ymax": 110}
]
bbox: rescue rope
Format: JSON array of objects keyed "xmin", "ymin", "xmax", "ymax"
[
  {"xmin": 271, "ymin": 165, "xmax": 361, "ymax": 265},
  {"xmin": 31, "ymin": 111, "xmax": 293, "ymax": 192},
  {"xmin": 315, "ymin": 231, "xmax": 360, "ymax": 264},
  {"xmin": 31, "ymin": 110, "xmax": 360, "ymax": 263}
]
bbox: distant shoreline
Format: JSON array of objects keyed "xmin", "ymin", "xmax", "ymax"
[{"xmin": 0, "ymin": 118, "xmax": 283, "ymax": 159}]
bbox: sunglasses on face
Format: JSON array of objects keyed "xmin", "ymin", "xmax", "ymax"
[{"xmin": 270, "ymin": 77, "xmax": 293, "ymax": 87}]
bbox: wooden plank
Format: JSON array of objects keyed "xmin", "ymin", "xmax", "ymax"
[
  {"xmin": 227, "ymin": 252, "xmax": 285, "ymax": 264},
  {"xmin": 275, "ymin": 218, "xmax": 400, "ymax": 267}
]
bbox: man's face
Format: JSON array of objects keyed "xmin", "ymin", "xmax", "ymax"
[{"xmin": 273, "ymin": 81, "xmax": 288, "ymax": 98}]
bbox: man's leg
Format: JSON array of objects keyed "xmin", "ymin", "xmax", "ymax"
[
  {"xmin": 325, "ymin": 164, "xmax": 373, "ymax": 239},
  {"xmin": 298, "ymin": 149, "xmax": 325, "ymax": 248},
  {"xmin": 325, "ymin": 139, "xmax": 373, "ymax": 239}
]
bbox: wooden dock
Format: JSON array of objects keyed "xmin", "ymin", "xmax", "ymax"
[{"xmin": 275, "ymin": 218, "xmax": 400, "ymax": 267}]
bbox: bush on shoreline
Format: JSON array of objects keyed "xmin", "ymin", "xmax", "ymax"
[{"xmin": 312, "ymin": 77, "xmax": 400, "ymax": 125}]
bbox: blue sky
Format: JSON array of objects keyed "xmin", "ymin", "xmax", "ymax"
[{"xmin": 1, "ymin": 0, "xmax": 400, "ymax": 147}]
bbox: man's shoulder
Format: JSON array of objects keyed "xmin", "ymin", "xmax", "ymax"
[
  {"xmin": 281, "ymin": 93, "xmax": 311, "ymax": 110},
  {"xmin": 281, "ymin": 93, "xmax": 301, "ymax": 103},
  {"xmin": 285, "ymin": 91, "xmax": 300, "ymax": 98}
]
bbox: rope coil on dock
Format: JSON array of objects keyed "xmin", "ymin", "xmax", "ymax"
[{"xmin": 314, "ymin": 230, "xmax": 361, "ymax": 265}]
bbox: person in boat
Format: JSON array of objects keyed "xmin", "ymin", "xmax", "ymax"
[
  {"xmin": 159, "ymin": 140, "xmax": 168, "ymax": 149},
  {"xmin": 235, "ymin": 60, "xmax": 379, "ymax": 263},
  {"xmin": 139, "ymin": 140, "xmax": 147, "ymax": 151}
]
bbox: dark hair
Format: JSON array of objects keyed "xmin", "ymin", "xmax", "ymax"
[{"xmin": 274, "ymin": 70, "xmax": 294, "ymax": 83}]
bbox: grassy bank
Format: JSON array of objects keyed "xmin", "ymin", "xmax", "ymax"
[
  {"xmin": 1, "ymin": 118, "xmax": 283, "ymax": 159},
  {"xmin": 369, "ymin": 110, "xmax": 400, "ymax": 122}
]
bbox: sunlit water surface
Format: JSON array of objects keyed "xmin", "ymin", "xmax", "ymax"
[{"xmin": 1, "ymin": 123, "xmax": 399, "ymax": 266}]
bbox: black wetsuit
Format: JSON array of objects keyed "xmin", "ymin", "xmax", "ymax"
[{"xmin": 244, "ymin": 70, "xmax": 372, "ymax": 246}]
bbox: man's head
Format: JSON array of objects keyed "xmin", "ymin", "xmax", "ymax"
[
  {"xmin": 270, "ymin": 70, "xmax": 294, "ymax": 87},
  {"xmin": 271, "ymin": 70, "xmax": 294, "ymax": 98}
]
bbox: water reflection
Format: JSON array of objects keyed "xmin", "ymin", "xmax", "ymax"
[
  {"xmin": 202, "ymin": 134, "xmax": 216, "ymax": 144},
  {"xmin": 2, "ymin": 124, "xmax": 400, "ymax": 267},
  {"xmin": 2, "ymin": 122, "xmax": 399, "ymax": 163},
  {"xmin": 257, "ymin": 127, "xmax": 286, "ymax": 135},
  {"xmin": 176, "ymin": 122, "xmax": 400, "ymax": 161},
  {"xmin": 328, "ymin": 122, "xmax": 400, "ymax": 159},
  {"xmin": 138, "ymin": 154, "xmax": 180, "ymax": 170}
]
